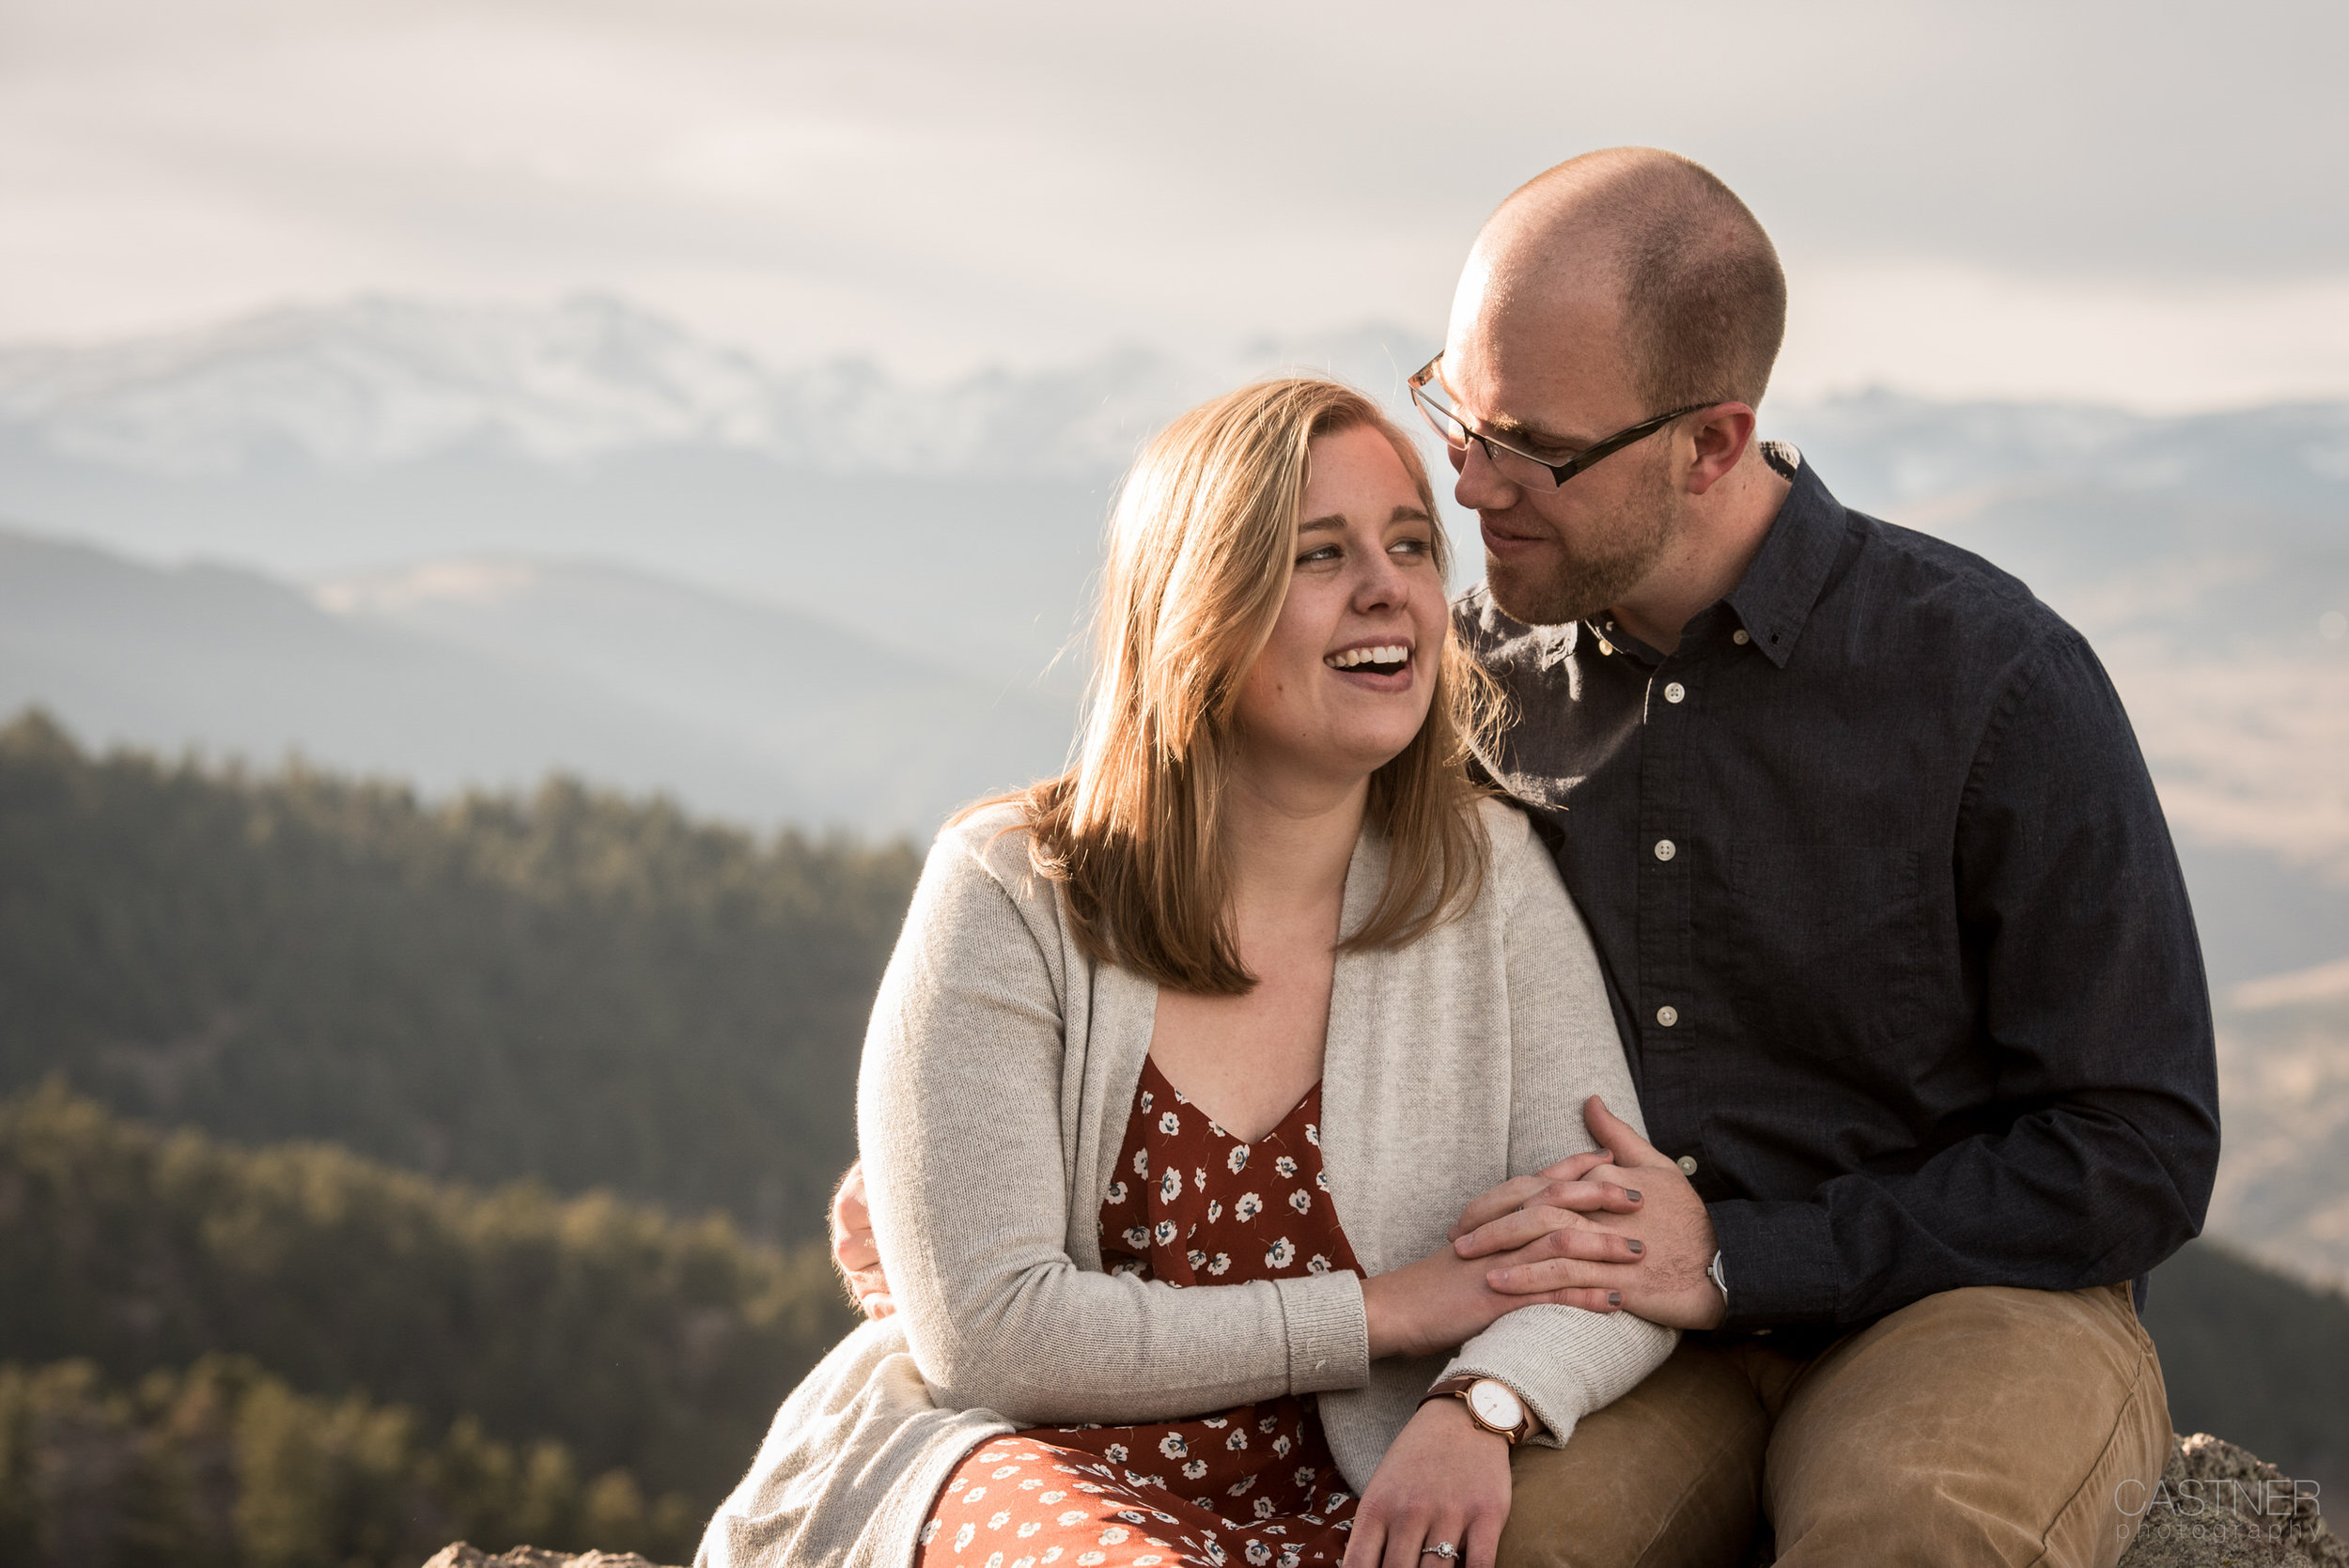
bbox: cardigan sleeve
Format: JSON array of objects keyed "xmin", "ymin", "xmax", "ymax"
[
  {"xmin": 1437, "ymin": 803, "xmax": 1679, "ymax": 1447},
  {"xmin": 858, "ymin": 819, "xmax": 1370, "ymax": 1427}
]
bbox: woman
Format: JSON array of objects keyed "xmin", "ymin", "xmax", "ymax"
[{"xmin": 700, "ymin": 380, "xmax": 1673, "ymax": 1568}]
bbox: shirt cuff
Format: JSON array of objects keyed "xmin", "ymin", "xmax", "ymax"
[
  {"xmin": 1707, "ymin": 1199, "xmax": 1841, "ymax": 1328},
  {"xmin": 1274, "ymin": 1270, "xmax": 1369, "ymax": 1392}
]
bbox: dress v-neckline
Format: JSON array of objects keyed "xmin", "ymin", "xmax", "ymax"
[{"xmin": 1137, "ymin": 1053, "xmax": 1318, "ymax": 1148}]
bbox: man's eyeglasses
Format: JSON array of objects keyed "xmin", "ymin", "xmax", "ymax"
[{"xmin": 1407, "ymin": 354, "xmax": 1716, "ymax": 491}]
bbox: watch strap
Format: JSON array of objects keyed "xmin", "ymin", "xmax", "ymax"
[{"xmin": 1422, "ymin": 1374, "xmax": 1534, "ymax": 1445}]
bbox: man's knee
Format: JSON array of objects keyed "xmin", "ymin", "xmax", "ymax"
[
  {"xmin": 1766, "ymin": 1284, "xmax": 2170, "ymax": 1568},
  {"xmin": 1499, "ymin": 1342, "xmax": 1769, "ymax": 1568}
]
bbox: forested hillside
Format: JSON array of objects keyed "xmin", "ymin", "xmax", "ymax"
[
  {"xmin": 0, "ymin": 708, "xmax": 920, "ymax": 1239},
  {"xmin": 0, "ymin": 1084, "xmax": 854, "ymax": 1564}
]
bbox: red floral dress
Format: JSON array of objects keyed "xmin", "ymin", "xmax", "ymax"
[{"xmin": 917, "ymin": 1056, "xmax": 1363, "ymax": 1568}]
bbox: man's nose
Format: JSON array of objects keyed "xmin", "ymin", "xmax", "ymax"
[{"xmin": 1450, "ymin": 438, "xmax": 1520, "ymax": 512}]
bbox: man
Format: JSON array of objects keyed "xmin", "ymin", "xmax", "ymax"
[{"xmin": 836, "ymin": 149, "xmax": 2219, "ymax": 1567}]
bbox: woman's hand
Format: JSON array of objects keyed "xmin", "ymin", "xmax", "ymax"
[
  {"xmin": 1344, "ymin": 1395, "xmax": 1513, "ymax": 1568},
  {"xmin": 1362, "ymin": 1171, "xmax": 1640, "ymax": 1358}
]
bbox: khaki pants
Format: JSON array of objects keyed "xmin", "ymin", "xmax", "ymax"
[{"xmin": 1501, "ymin": 1284, "xmax": 2171, "ymax": 1568}]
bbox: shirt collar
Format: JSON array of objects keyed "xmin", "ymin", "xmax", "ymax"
[
  {"xmin": 1574, "ymin": 442, "xmax": 1846, "ymax": 671},
  {"xmin": 1721, "ymin": 442, "xmax": 1846, "ymax": 669}
]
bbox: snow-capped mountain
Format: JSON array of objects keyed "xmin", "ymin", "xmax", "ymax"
[{"xmin": 0, "ymin": 295, "xmax": 1431, "ymax": 482}]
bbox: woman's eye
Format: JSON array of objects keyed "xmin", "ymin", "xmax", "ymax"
[
  {"xmin": 1297, "ymin": 544, "xmax": 1342, "ymax": 566},
  {"xmin": 1390, "ymin": 536, "xmax": 1433, "ymax": 558}
]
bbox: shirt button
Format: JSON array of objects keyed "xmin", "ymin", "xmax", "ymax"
[
  {"xmin": 1677, "ymin": 1155, "xmax": 1700, "ymax": 1176},
  {"xmin": 1654, "ymin": 839, "xmax": 1676, "ymax": 862},
  {"xmin": 1663, "ymin": 681, "xmax": 1686, "ymax": 704},
  {"xmin": 1733, "ymin": 629, "xmax": 1750, "ymax": 645},
  {"xmin": 1597, "ymin": 638, "xmax": 1615, "ymax": 657},
  {"xmin": 1656, "ymin": 1004, "xmax": 1679, "ymax": 1027}
]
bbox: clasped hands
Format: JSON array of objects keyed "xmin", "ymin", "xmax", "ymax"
[{"xmin": 829, "ymin": 1094, "xmax": 1724, "ymax": 1337}]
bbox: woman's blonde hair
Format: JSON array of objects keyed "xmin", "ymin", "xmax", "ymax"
[{"xmin": 980, "ymin": 376, "xmax": 1501, "ymax": 995}]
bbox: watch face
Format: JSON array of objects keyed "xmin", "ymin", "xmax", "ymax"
[{"xmin": 1468, "ymin": 1379, "xmax": 1522, "ymax": 1431}]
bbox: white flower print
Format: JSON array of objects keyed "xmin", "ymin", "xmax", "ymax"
[
  {"xmin": 1018, "ymin": 1521, "xmax": 1042, "ymax": 1538},
  {"xmin": 1254, "ymin": 1498, "xmax": 1279, "ymax": 1518},
  {"xmin": 1123, "ymin": 1226, "xmax": 1150, "ymax": 1250},
  {"xmin": 992, "ymin": 1465, "xmax": 1020, "ymax": 1479},
  {"xmin": 1159, "ymin": 1110, "xmax": 1181, "ymax": 1135},
  {"xmin": 1097, "ymin": 1527, "xmax": 1130, "ymax": 1545},
  {"xmin": 1225, "ymin": 1427, "xmax": 1250, "ymax": 1450},
  {"xmin": 1042, "ymin": 1552, "xmax": 1065, "ymax": 1566},
  {"xmin": 1159, "ymin": 1169, "xmax": 1182, "ymax": 1203},
  {"xmin": 1187, "ymin": 1249, "xmax": 1207, "ymax": 1270},
  {"xmin": 1226, "ymin": 1145, "xmax": 1250, "ymax": 1173},
  {"xmin": 1273, "ymin": 1155, "xmax": 1298, "ymax": 1178},
  {"xmin": 964, "ymin": 1486, "xmax": 988, "ymax": 1502},
  {"xmin": 1115, "ymin": 1510, "xmax": 1146, "ymax": 1525},
  {"xmin": 1104, "ymin": 1443, "xmax": 1128, "ymax": 1464},
  {"xmin": 1153, "ymin": 1219, "xmax": 1177, "ymax": 1245},
  {"xmin": 1077, "ymin": 1555, "xmax": 1106, "ymax": 1567},
  {"xmin": 1207, "ymin": 1251, "xmax": 1231, "ymax": 1275},
  {"xmin": 1133, "ymin": 1148, "xmax": 1150, "ymax": 1177},
  {"xmin": 956, "ymin": 1523, "xmax": 977, "ymax": 1550},
  {"xmin": 920, "ymin": 1521, "xmax": 941, "ymax": 1545},
  {"xmin": 1247, "ymin": 1544, "xmax": 1274, "ymax": 1565},
  {"xmin": 1234, "ymin": 1192, "xmax": 1263, "ymax": 1222},
  {"xmin": 1159, "ymin": 1433, "xmax": 1189, "ymax": 1459},
  {"xmin": 1293, "ymin": 1466, "xmax": 1316, "ymax": 1487},
  {"xmin": 1056, "ymin": 1509, "xmax": 1088, "ymax": 1527},
  {"xmin": 1206, "ymin": 1200, "xmax": 1223, "ymax": 1223},
  {"xmin": 1258, "ymin": 1415, "xmax": 1278, "ymax": 1433},
  {"xmin": 990, "ymin": 1509, "xmax": 1013, "ymax": 1529},
  {"xmin": 1307, "ymin": 1254, "xmax": 1330, "ymax": 1273},
  {"xmin": 1019, "ymin": 1477, "xmax": 1042, "ymax": 1490},
  {"xmin": 1203, "ymin": 1418, "xmax": 1228, "ymax": 1428},
  {"xmin": 1040, "ymin": 1491, "xmax": 1066, "ymax": 1504},
  {"xmin": 1314, "ymin": 1171, "xmax": 1329, "ymax": 1192},
  {"xmin": 1136, "ymin": 1559, "xmax": 1164, "ymax": 1567},
  {"xmin": 1272, "ymin": 1434, "xmax": 1292, "ymax": 1457},
  {"xmin": 988, "ymin": 1554, "xmax": 1005, "ymax": 1568},
  {"xmin": 1287, "ymin": 1188, "xmax": 1311, "ymax": 1215},
  {"xmin": 1140, "ymin": 1089, "xmax": 1154, "ymax": 1112},
  {"xmin": 1194, "ymin": 1167, "xmax": 1207, "ymax": 1191},
  {"xmin": 1205, "ymin": 1542, "xmax": 1228, "ymax": 1565},
  {"xmin": 1304, "ymin": 1122, "xmax": 1319, "ymax": 1145},
  {"xmin": 1105, "ymin": 1180, "xmax": 1128, "ymax": 1204},
  {"xmin": 1182, "ymin": 1459, "xmax": 1208, "ymax": 1480},
  {"xmin": 1265, "ymin": 1237, "xmax": 1295, "ymax": 1268},
  {"xmin": 1225, "ymin": 1473, "xmax": 1257, "ymax": 1496}
]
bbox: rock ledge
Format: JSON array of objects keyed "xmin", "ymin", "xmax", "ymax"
[{"xmin": 420, "ymin": 1432, "xmax": 2342, "ymax": 1568}]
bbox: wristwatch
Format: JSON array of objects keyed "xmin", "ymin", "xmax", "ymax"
[
  {"xmin": 1707, "ymin": 1249, "xmax": 1729, "ymax": 1304},
  {"xmin": 1423, "ymin": 1374, "xmax": 1536, "ymax": 1445}
]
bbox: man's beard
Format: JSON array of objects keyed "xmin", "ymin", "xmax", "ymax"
[{"xmin": 1483, "ymin": 454, "xmax": 1680, "ymax": 628}]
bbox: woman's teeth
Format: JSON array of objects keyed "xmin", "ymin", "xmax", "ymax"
[{"xmin": 1325, "ymin": 644, "xmax": 1410, "ymax": 670}]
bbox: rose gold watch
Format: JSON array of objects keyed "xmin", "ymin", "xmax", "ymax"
[{"xmin": 1423, "ymin": 1374, "xmax": 1536, "ymax": 1445}]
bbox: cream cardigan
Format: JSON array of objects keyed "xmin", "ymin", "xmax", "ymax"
[{"xmin": 698, "ymin": 798, "xmax": 1675, "ymax": 1568}]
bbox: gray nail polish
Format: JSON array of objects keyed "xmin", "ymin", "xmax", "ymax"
[
  {"xmin": 1627, "ymin": 1239, "xmax": 1644, "ymax": 1255},
  {"xmin": 1625, "ymin": 1188, "xmax": 1642, "ymax": 1202},
  {"xmin": 1608, "ymin": 1291, "xmax": 1623, "ymax": 1307}
]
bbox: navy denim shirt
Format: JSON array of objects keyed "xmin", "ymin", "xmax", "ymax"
[{"xmin": 1455, "ymin": 445, "xmax": 2221, "ymax": 1330}]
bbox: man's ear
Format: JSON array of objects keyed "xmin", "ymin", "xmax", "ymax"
[{"xmin": 1684, "ymin": 404, "xmax": 1756, "ymax": 496}]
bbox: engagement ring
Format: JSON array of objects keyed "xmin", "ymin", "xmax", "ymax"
[{"xmin": 1422, "ymin": 1547, "xmax": 1457, "ymax": 1560}]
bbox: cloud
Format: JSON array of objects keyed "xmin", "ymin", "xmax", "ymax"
[{"xmin": 1, "ymin": 0, "xmax": 2343, "ymax": 404}]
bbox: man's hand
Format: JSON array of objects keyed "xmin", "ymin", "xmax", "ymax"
[
  {"xmin": 1344, "ymin": 1395, "xmax": 1511, "ymax": 1568},
  {"xmin": 830, "ymin": 1161, "xmax": 894, "ymax": 1319},
  {"xmin": 1452, "ymin": 1096, "xmax": 1726, "ymax": 1330}
]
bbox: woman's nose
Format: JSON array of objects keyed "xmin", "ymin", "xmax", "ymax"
[{"xmin": 1352, "ymin": 547, "xmax": 1410, "ymax": 611}]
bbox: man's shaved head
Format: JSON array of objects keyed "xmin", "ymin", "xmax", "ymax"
[{"xmin": 1474, "ymin": 148, "xmax": 1785, "ymax": 410}]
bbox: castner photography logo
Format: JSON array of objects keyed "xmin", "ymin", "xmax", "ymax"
[{"xmin": 2115, "ymin": 1473, "xmax": 2325, "ymax": 1546}]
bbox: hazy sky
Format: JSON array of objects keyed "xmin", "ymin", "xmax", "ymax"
[{"xmin": 4, "ymin": 0, "xmax": 2346, "ymax": 410}]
